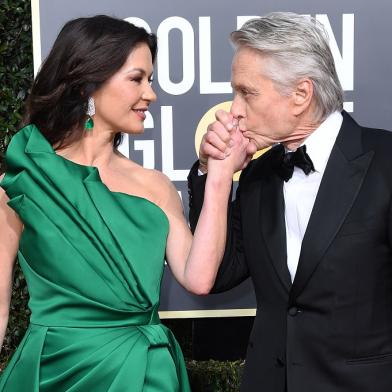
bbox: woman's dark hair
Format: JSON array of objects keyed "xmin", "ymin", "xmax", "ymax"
[{"xmin": 22, "ymin": 15, "xmax": 157, "ymax": 149}]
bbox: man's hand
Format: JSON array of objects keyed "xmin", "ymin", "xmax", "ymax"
[
  {"xmin": 208, "ymin": 124, "xmax": 255, "ymax": 179},
  {"xmin": 199, "ymin": 110, "xmax": 256, "ymax": 173}
]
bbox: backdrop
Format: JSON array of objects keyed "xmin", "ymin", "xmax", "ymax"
[{"xmin": 31, "ymin": 0, "xmax": 392, "ymax": 318}]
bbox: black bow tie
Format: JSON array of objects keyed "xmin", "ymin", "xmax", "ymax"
[{"xmin": 275, "ymin": 145, "xmax": 315, "ymax": 182}]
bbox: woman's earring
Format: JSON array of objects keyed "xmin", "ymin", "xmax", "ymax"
[{"xmin": 85, "ymin": 97, "xmax": 95, "ymax": 130}]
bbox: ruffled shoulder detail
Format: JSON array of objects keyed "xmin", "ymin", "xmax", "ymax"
[{"xmin": 1, "ymin": 124, "xmax": 169, "ymax": 312}]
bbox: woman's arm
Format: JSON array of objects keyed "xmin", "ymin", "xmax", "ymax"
[
  {"xmin": 163, "ymin": 124, "xmax": 252, "ymax": 294},
  {"xmin": 0, "ymin": 175, "xmax": 23, "ymax": 353}
]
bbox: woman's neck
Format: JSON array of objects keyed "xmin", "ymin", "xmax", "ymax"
[{"xmin": 57, "ymin": 126, "xmax": 118, "ymax": 168}]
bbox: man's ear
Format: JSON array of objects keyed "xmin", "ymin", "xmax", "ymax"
[{"xmin": 292, "ymin": 79, "xmax": 313, "ymax": 116}]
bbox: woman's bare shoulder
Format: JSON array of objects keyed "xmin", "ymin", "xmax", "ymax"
[
  {"xmin": 123, "ymin": 161, "xmax": 182, "ymax": 215},
  {"xmin": 135, "ymin": 166, "xmax": 177, "ymax": 201},
  {"xmin": 114, "ymin": 156, "xmax": 179, "ymax": 206}
]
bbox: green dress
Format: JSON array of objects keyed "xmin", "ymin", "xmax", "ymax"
[{"xmin": 0, "ymin": 125, "xmax": 191, "ymax": 392}]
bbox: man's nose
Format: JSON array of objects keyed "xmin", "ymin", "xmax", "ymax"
[{"xmin": 230, "ymin": 95, "xmax": 245, "ymax": 120}]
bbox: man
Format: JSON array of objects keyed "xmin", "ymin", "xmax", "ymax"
[{"xmin": 188, "ymin": 12, "xmax": 392, "ymax": 392}]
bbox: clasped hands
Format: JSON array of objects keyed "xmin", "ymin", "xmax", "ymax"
[{"xmin": 199, "ymin": 110, "xmax": 257, "ymax": 177}]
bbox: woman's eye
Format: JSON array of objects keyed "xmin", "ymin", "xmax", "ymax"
[{"xmin": 131, "ymin": 77, "xmax": 142, "ymax": 84}]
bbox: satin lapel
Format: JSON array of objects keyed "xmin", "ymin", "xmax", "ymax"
[
  {"xmin": 259, "ymin": 168, "xmax": 292, "ymax": 293},
  {"xmin": 290, "ymin": 113, "xmax": 374, "ymax": 301}
]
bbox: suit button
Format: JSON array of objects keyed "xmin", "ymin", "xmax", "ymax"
[
  {"xmin": 276, "ymin": 357, "xmax": 285, "ymax": 367},
  {"xmin": 288, "ymin": 306, "xmax": 300, "ymax": 316}
]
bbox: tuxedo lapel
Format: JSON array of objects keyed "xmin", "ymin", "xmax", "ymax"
[
  {"xmin": 290, "ymin": 112, "xmax": 374, "ymax": 301},
  {"xmin": 258, "ymin": 147, "xmax": 292, "ymax": 293}
]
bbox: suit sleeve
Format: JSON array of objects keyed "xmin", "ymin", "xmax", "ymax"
[
  {"xmin": 389, "ymin": 195, "xmax": 392, "ymax": 248},
  {"xmin": 187, "ymin": 161, "xmax": 249, "ymax": 293}
]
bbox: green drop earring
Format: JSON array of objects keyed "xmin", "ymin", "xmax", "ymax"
[{"xmin": 85, "ymin": 96, "xmax": 95, "ymax": 130}]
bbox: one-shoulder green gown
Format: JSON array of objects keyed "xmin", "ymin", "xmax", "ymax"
[{"xmin": 0, "ymin": 125, "xmax": 191, "ymax": 391}]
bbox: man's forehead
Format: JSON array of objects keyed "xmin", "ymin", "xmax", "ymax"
[
  {"xmin": 233, "ymin": 49, "xmax": 264, "ymax": 71},
  {"xmin": 232, "ymin": 52, "xmax": 263, "ymax": 78},
  {"xmin": 231, "ymin": 72, "xmax": 260, "ymax": 90}
]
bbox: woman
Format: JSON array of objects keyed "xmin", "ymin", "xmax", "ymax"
[{"xmin": 0, "ymin": 15, "xmax": 249, "ymax": 391}]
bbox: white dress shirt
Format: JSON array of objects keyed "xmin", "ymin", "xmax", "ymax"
[{"xmin": 284, "ymin": 111, "xmax": 343, "ymax": 282}]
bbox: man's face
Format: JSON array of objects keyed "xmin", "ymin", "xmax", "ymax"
[{"xmin": 230, "ymin": 47, "xmax": 297, "ymax": 150}]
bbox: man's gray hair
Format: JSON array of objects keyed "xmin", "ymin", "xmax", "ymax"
[{"xmin": 231, "ymin": 12, "xmax": 344, "ymax": 122}]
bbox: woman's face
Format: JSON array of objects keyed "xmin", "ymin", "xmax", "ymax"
[{"xmin": 93, "ymin": 43, "xmax": 156, "ymax": 134}]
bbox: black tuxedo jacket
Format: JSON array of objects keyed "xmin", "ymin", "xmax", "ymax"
[{"xmin": 188, "ymin": 112, "xmax": 392, "ymax": 392}]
